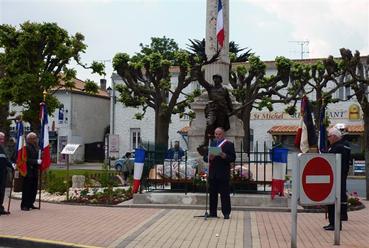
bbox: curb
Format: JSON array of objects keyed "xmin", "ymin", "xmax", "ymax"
[{"xmin": 0, "ymin": 235, "xmax": 101, "ymax": 248}]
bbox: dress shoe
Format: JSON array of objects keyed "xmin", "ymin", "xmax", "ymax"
[
  {"xmin": 30, "ymin": 205, "xmax": 39, "ymax": 209},
  {"xmin": 21, "ymin": 207, "xmax": 30, "ymax": 211},
  {"xmin": 0, "ymin": 210, "xmax": 10, "ymax": 215},
  {"xmin": 324, "ymin": 225, "xmax": 341, "ymax": 231},
  {"xmin": 224, "ymin": 215, "xmax": 230, "ymax": 219}
]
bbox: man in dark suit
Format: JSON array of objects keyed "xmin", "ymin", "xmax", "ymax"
[
  {"xmin": 324, "ymin": 127, "xmax": 351, "ymax": 231},
  {"xmin": 0, "ymin": 132, "xmax": 14, "ymax": 215},
  {"xmin": 204, "ymin": 127, "xmax": 236, "ymax": 219},
  {"xmin": 21, "ymin": 132, "xmax": 42, "ymax": 211}
]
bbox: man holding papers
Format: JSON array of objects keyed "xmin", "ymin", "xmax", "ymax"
[{"xmin": 203, "ymin": 127, "xmax": 236, "ymax": 219}]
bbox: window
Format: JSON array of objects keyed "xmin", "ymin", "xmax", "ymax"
[
  {"xmin": 130, "ymin": 128, "xmax": 141, "ymax": 151},
  {"xmin": 337, "ymin": 74, "xmax": 352, "ymax": 100}
]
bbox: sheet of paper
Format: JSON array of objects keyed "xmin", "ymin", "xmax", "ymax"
[{"xmin": 208, "ymin": 146, "xmax": 222, "ymax": 156}]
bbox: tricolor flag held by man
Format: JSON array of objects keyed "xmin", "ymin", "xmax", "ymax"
[
  {"xmin": 294, "ymin": 96, "xmax": 317, "ymax": 153},
  {"xmin": 39, "ymin": 102, "xmax": 51, "ymax": 172},
  {"xmin": 271, "ymin": 148, "xmax": 288, "ymax": 199},
  {"xmin": 132, "ymin": 148, "xmax": 146, "ymax": 193},
  {"xmin": 216, "ymin": 0, "xmax": 224, "ymax": 48},
  {"xmin": 16, "ymin": 121, "xmax": 27, "ymax": 176}
]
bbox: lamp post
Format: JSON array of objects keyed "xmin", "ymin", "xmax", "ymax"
[{"xmin": 106, "ymin": 77, "xmax": 116, "ymax": 170}]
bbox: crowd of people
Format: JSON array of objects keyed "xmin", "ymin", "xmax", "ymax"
[{"xmin": 0, "ymin": 131, "xmax": 42, "ymax": 216}]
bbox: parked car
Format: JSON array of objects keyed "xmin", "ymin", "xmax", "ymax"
[{"xmin": 114, "ymin": 153, "xmax": 134, "ymax": 174}]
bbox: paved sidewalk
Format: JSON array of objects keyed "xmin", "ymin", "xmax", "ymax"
[{"xmin": 1, "ymin": 199, "xmax": 368, "ymax": 248}]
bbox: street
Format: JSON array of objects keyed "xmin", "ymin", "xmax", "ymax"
[{"xmin": 347, "ymin": 178, "xmax": 366, "ymax": 197}]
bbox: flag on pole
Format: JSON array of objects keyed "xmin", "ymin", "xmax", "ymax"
[
  {"xmin": 271, "ymin": 148, "xmax": 288, "ymax": 199},
  {"xmin": 216, "ymin": 0, "xmax": 224, "ymax": 48},
  {"xmin": 132, "ymin": 148, "xmax": 145, "ymax": 193},
  {"xmin": 319, "ymin": 106, "xmax": 327, "ymax": 153},
  {"xmin": 16, "ymin": 121, "xmax": 27, "ymax": 176},
  {"xmin": 294, "ymin": 96, "xmax": 317, "ymax": 153},
  {"xmin": 39, "ymin": 102, "xmax": 51, "ymax": 172}
]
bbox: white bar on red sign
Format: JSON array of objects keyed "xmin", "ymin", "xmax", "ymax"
[{"xmin": 306, "ymin": 175, "xmax": 330, "ymax": 184}]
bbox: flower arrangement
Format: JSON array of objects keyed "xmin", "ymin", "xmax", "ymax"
[
  {"xmin": 68, "ymin": 187, "xmax": 133, "ymax": 205},
  {"xmin": 348, "ymin": 191, "xmax": 362, "ymax": 207}
]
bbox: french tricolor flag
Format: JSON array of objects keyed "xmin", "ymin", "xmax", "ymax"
[
  {"xmin": 216, "ymin": 0, "xmax": 224, "ymax": 48},
  {"xmin": 16, "ymin": 121, "xmax": 27, "ymax": 176},
  {"xmin": 39, "ymin": 102, "xmax": 51, "ymax": 172},
  {"xmin": 271, "ymin": 148, "xmax": 288, "ymax": 199},
  {"xmin": 294, "ymin": 96, "xmax": 317, "ymax": 153},
  {"xmin": 132, "ymin": 148, "xmax": 146, "ymax": 193}
]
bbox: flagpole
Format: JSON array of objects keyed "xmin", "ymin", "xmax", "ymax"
[
  {"xmin": 38, "ymin": 90, "xmax": 47, "ymax": 210},
  {"xmin": 7, "ymin": 169, "xmax": 15, "ymax": 213}
]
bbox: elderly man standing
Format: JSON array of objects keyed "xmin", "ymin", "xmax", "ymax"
[
  {"xmin": 21, "ymin": 132, "xmax": 42, "ymax": 211},
  {"xmin": 203, "ymin": 127, "xmax": 236, "ymax": 219},
  {"xmin": 323, "ymin": 127, "xmax": 351, "ymax": 231},
  {"xmin": 0, "ymin": 132, "xmax": 13, "ymax": 215}
]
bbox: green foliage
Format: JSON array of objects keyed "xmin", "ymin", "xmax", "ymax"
[
  {"xmin": 285, "ymin": 105, "xmax": 297, "ymax": 116},
  {"xmin": 84, "ymin": 79, "xmax": 99, "ymax": 94},
  {"xmin": 187, "ymin": 39, "xmax": 252, "ymax": 63},
  {"xmin": 44, "ymin": 171, "xmax": 69, "ymax": 194},
  {"xmin": 0, "ymin": 21, "xmax": 104, "ymax": 129},
  {"xmin": 113, "ymin": 36, "xmax": 202, "ymax": 147},
  {"xmin": 98, "ymin": 170, "xmax": 119, "ymax": 187}
]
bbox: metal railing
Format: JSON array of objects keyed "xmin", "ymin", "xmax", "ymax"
[{"xmin": 141, "ymin": 141, "xmax": 282, "ymax": 194}]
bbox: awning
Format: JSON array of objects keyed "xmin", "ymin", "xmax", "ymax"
[{"xmin": 268, "ymin": 124, "xmax": 364, "ymax": 135}]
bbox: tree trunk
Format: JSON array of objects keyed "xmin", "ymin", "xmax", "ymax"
[
  {"xmin": 0, "ymin": 102, "xmax": 10, "ymax": 137},
  {"xmin": 155, "ymin": 110, "xmax": 170, "ymax": 154},
  {"xmin": 240, "ymin": 106, "xmax": 253, "ymax": 155},
  {"xmin": 363, "ymin": 108, "xmax": 369, "ymax": 200}
]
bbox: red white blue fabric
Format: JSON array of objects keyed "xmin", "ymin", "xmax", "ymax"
[
  {"xmin": 16, "ymin": 121, "xmax": 27, "ymax": 176},
  {"xmin": 39, "ymin": 102, "xmax": 51, "ymax": 172},
  {"xmin": 271, "ymin": 148, "xmax": 288, "ymax": 199},
  {"xmin": 216, "ymin": 0, "xmax": 224, "ymax": 48},
  {"xmin": 132, "ymin": 148, "xmax": 146, "ymax": 193}
]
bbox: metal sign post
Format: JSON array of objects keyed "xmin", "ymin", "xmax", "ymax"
[
  {"xmin": 291, "ymin": 154, "xmax": 299, "ymax": 248},
  {"xmin": 61, "ymin": 144, "xmax": 80, "ymax": 201},
  {"xmin": 291, "ymin": 153, "xmax": 341, "ymax": 247},
  {"xmin": 334, "ymin": 154, "xmax": 341, "ymax": 245}
]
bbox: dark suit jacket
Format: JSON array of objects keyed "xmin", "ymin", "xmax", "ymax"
[
  {"xmin": 26, "ymin": 143, "xmax": 39, "ymax": 178},
  {"xmin": 0, "ymin": 145, "xmax": 13, "ymax": 178},
  {"xmin": 204, "ymin": 139, "xmax": 236, "ymax": 180},
  {"xmin": 328, "ymin": 139, "xmax": 351, "ymax": 178}
]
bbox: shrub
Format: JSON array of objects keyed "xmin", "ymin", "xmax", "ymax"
[{"xmin": 44, "ymin": 171, "xmax": 69, "ymax": 194}]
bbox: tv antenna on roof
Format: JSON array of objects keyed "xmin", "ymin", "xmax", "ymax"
[
  {"xmin": 98, "ymin": 59, "xmax": 111, "ymax": 79},
  {"xmin": 289, "ymin": 40, "xmax": 309, "ymax": 59}
]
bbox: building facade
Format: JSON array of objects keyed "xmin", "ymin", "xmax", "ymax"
[
  {"xmin": 9, "ymin": 78, "xmax": 110, "ymax": 163},
  {"xmin": 110, "ymin": 57, "xmax": 365, "ymax": 160}
]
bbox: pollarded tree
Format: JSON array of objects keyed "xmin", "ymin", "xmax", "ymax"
[
  {"xmin": 339, "ymin": 48, "xmax": 369, "ymax": 199},
  {"xmin": 0, "ymin": 21, "xmax": 104, "ymax": 131},
  {"xmin": 285, "ymin": 57, "xmax": 349, "ymax": 132},
  {"xmin": 113, "ymin": 37, "xmax": 215, "ymax": 151},
  {"xmin": 229, "ymin": 55, "xmax": 293, "ymax": 153}
]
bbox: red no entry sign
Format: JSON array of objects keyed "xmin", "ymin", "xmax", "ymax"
[{"xmin": 302, "ymin": 157, "xmax": 334, "ymax": 202}]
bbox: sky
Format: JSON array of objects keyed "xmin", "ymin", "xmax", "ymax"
[{"xmin": 1, "ymin": 0, "xmax": 368, "ymax": 86}]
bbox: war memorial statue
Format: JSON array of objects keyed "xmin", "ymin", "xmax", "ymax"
[{"xmin": 196, "ymin": 73, "xmax": 233, "ymax": 154}]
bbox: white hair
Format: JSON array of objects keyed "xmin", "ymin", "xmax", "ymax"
[
  {"xmin": 328, "ymin": 128, "xmax": 342, "ymax": 138},
  {"xmin": 26, "ymin": 132, "xmax": 37, "ymax": 140},
  {"xmin": 0, "ymin": 132, "xmax": 4, "ymax": 138}
]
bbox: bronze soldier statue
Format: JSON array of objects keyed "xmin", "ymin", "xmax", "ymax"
[{"xmin": 197, "ymin": 74, "xmax": 233, "ymax": 150}]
